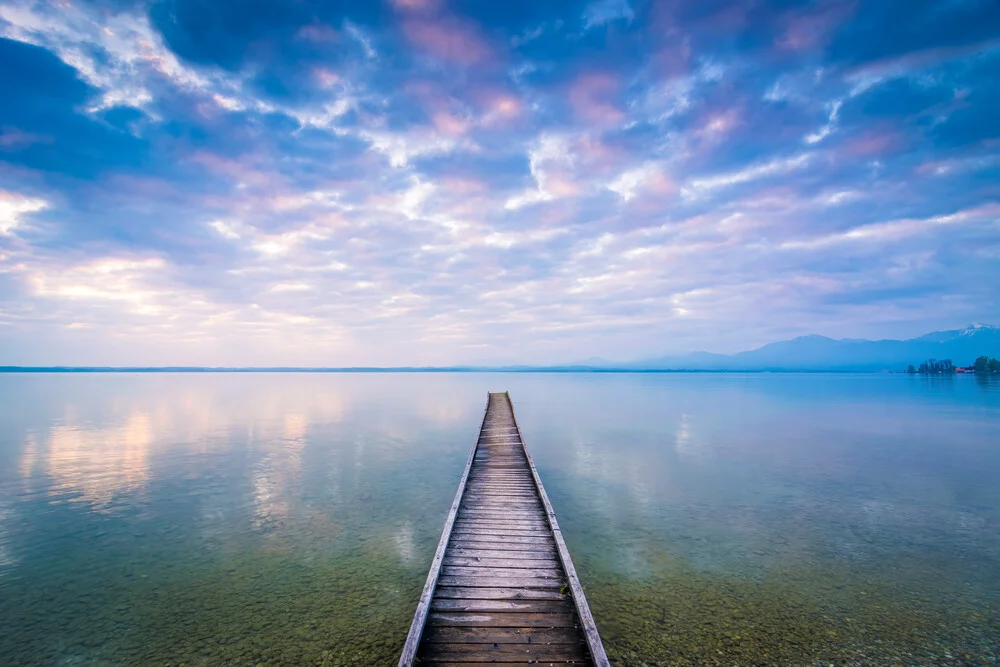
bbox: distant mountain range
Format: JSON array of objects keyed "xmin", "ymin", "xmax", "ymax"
[
  {"xmin": 2, "ymin": 325, "xmax": 998, "ymax": 373},
  {"xmin": 607, "ymin": 324, "xmax": 1000, "ymax": 372}
]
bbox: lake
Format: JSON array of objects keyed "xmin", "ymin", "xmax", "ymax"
[{"xmin": 1, "ymin": 372, "xmax": 998, "ymax": 665}]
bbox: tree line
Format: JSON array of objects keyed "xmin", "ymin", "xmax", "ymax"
[{"xmin": 906, "ymin": 356, "xmax": 1000, "ymax": 374}]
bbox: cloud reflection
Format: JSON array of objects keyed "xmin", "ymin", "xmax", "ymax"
[
  {"xmin": 250, "ymin": 411, "xmax": 307, "ymax": 533},
  {"xmin": 44, "ymin": 412, "xmax": 152, "ymax": 509}
]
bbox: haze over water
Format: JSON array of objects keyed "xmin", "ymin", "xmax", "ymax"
[{"xmin": 1, "ymin": 372, "xmax": 998, "ymax": 665}]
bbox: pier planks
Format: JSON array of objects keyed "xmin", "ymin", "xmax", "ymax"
[{"xmin": 398, "ymin": 392, "xmax": 609, "ymax": 666}]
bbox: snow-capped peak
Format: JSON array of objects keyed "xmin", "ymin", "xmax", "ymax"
[{"xmin": 960, "ymin": 323, "xmax": 997, "ymax": 336}]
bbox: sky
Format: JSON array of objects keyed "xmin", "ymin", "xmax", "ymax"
[{"xmin": 0, "ymin": 0, "xmax": 998, "ymax": 366}]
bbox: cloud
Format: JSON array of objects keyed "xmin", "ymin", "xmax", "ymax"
[
  {"xmin": 401, "ymin": 17, "xmax": 495, "ymax": 66},
  {"xmin": 567, "ymin": 71, "xmax": 625, "ymax": 124},
  {"xmin": 681, "ymin": 154, "xmax": 813, "ymax": 199},
  {"xmin": 781, "ymin": 204, "xmax": 1000, "ymax": 250},
  {"xmin": 607, "ymin": 163, "xmax": 673, "ymax": 201},
  {"xmin": 582, "ymin": 0, "xmax": 634, "ymax": 30},
  {"xmin": 0, "ymin": 1, "xmax": 213, "ymax": 113},
  {"xmin": 0, "ymin": 190, "xmax": 47, "ymax": 235},
  {"xmin": 0, "ymin": 0, "xmax": 998, "ymax": 364},
  {"xmin": 804, "ymin": 99, "xmax": 841, "ymax": 144}
]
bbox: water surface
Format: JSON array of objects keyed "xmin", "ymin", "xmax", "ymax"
[{"xmin": 1, "ymin": 372, "xmax": 998, "ymax": 665}]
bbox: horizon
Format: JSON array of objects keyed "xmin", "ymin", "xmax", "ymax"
[
  {"xmin": 2, "ymin": 321, "xmax": 996, "ymax": 370},
  {"xmin": 2, "ymin": 1, "xmax": 999, "ymax": 366}
]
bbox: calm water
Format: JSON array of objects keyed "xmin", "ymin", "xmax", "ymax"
[{"xmin": 0, "ymin": 372, "xmax": 998, "ymax": 666}]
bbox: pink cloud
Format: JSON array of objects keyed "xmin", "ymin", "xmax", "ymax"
[
  {"xmin": 402, "ymin": 81, "xmax": 472, "ymax": 135},
  {"xmin": 0, "ymin": 127, "xmax": 52, "ymax": 150},
  {"xmin": 312, "ymin": 68, "xmax": 340, "ymax": 89},
  {"xmin": 482, "ymin": 93, "xmax": 523, "ymax": 124},
  {"xmin": 439, "ymin": 177, "xmax": 488, "ymax": 195},
  {"xmin": 650, "ymin": 42, "xmax": 692, "ymax": 80},
  {"xmin": 844, "ymin": 131, "xmax": 905, "ymax": 158},
  {"xmin": 464, "ymin": 87, "xmax": 525, "ymax": 126},
  {"xmin": 696, "ymin": 108, "xmax": 742, "ymax": 139},
  {"xmin": 402, "ymin": 18, "xmax": 495, "ymax": 66},
  {"xmin": 845, "ymin": 38, "xmax": 1000, "ymax": 82},
  {"xmin": 491, "ymin": 95, "xmax": 521, "ymax": 117},
  {"xmin": 188, "ymin": 152, "xmax": 283, "ymax": 190},
  {"xmin": 776, "ymin": 3, "xmax": 854, "ymax": 52},
  {"xmin": 575, "ymin": 135, "xmax": 629, "ymax": 174},
  {"xmin": 390, "ymin": 0, "xmax": 442, "ymax": 12},
  {"xmin": 644, "ymin": 170, "xmax": 676, "ymax": 197},
  {"xmin": 546, "ymin": 176, "xmax": 581, "ymax": 198},
  {"xmin": 432, "ymin": 112, "xmax": 469, "ymax": 136},
  {"xmin": 567, "ymin": 72, "xmax": 625, "ymax": 125},
  {"xmin": 915, "ymin": 159, "xmax": 954, "ymax": 177}
]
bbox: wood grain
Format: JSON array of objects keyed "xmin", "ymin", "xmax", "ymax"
[{"xmin": 399, "ymin": 392, "xmax": 607, "ymax": 667}]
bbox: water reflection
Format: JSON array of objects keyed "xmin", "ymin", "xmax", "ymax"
[
  {"xmin": 18, "ymin": 434, "xmax": 38, "ymax": 479},
  {"xmin": 393, "ymin": 521, "xmax": 416, "ymax": 564},
  {"xmin": 0, "ymin": 500, "xmax": 14, "ymax": 574},
  {"xmin": 0, "ymin": 372, "xmax": 997, "ymax": 666},
  {"xmin": 45, "ymin": 411, "xmax": 152, "ymax": 509},
  {"xmin": 673, "ymin": 412, "xmax": 700, "ymax": 460},
  {"xmin": 251, "ymin": 412, "xmax": 307, "ymax": 532}
]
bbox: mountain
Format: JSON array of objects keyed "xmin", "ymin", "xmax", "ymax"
[{"xmin": 624, "ymin": 324, "xmax": 1000, "ymax": 372}]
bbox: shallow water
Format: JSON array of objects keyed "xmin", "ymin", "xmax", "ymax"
[{"xmin": 0, "ymin": 372, "xmax": 998, "ymax": 665}]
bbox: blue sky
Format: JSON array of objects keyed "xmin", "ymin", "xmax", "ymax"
[{"xmin": 1, "ymin": 0, "xmax": 998, "ymax": 366}]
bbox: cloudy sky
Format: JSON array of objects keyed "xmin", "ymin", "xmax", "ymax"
[{"xmin": 1, "ymin": 0, "xmax": 998, "ymax": 366}]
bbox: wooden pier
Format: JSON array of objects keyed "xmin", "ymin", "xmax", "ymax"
[{"xmin": 399, "ymin": 392, "xmax": 609, "ymax": 666}]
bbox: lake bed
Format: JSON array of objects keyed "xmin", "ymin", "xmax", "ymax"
[{"xmin": 1, "ymin": 372, "xmax": 998, "ymax": 665}]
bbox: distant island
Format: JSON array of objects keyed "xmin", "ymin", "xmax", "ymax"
[{"xmin": 906, "ymin": 356, "xmax": 1000, "ymax": 375}]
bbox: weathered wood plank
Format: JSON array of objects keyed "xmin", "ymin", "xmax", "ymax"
[
  {"xmin": 460, "ymin": 509, "xmax": 544, "ymax": 516},
  {"xmin": 452, "ymin": 520, "xmax": 550, "ymax": 530},
  {"xmin": 446, "ymin": 547, "xmax": 558, "ymax": 558},
  {"xmin": 451, "ymin": 526, "xmax": 554, "ymax": 536},
  {"xmin": 430, "ymin": 598, "xmax": 573, "ymax": 613},
  {"xmin": 426, "ymin": 612, "xmax": 579, "ymax": 628},
  {"xmin": 463, "ymin": 490, "xmax": 538, "ymax": 495},
  {"xmin": 451, "ymin": 526, "xmax": 552, "ymax": 536},
  {"xmin": 450, "ymin": 530, "xmax": 554, "ymax": 540},
  {"xmin": 461, "ymin": 490, "xmax": 539, "ymax": 496},
  {"xmin": 457, "ymin": 511, "xmax": 547, "ymax": 520},
  {"xmin": 460, "ymin": 500, "xmax": 541, "ymax": 507},
  {"xmin": 459, "ymin": 500, "xmax": 541, "ymax": 508},
  {"xmin": 466, "ymin": 480, "xmax": 534, "ymax": 485},
  {"xmin": 451, "ymin": 527, "xmax": 549, "ymax": 536},
  {"xmin": 419, "ymin": 644, "xmax": 588, "ymax": 662},
  {"xmin": 467, "ymin": 473, "xmax": 535, "ymax": 478},
  {"xmin": 436, "ymin": 575, "xmax": 567, "ymax": 589},
  {"xmin": 441, "ymin": 565, "xmax": 564, "ymax": 579},
  {"xmin": 453, "ymin": 515, "xmax": 548, "ymax": 524},
  {"xmin": 464, "ymin": 482, "xmax": 534, "ymax": 488},
  {"xmin": 422, "ymin": 625, "xmax": 582, "ymax": 644},
  {"xmin": 462, "ymin": 488, "xmax": 538, "ymax": 493},
  {"xmin": 451, "ymin": 524, "xmax": 553, "ymax": 534},
  {"xmin": 443, "ymin": 557, "xmax": 561, "ymax": 569},
  {"xmin": 433, "ymin": 587, "xmax": 569, "ymax": 601},
  {"xmin": 463, "ymin": 489, "xmax": 537, "ymax": 494},
  {"xmin": 452, "ymin": 524, "xmax": 550, "ymax": 532},
  {"xmin": 401, "ymin": 392, "xmax": 606, "ymax": 667},
  {"xmin": 422, "ymin": 662, "xmax": 589, "ymax": 666},
  {"xmin": 448, "ymin": 540, "xmax": 555, "ymax": 551},
  {"xmin": 420, "ymin": 662, "xmax": 589, "ymax": 666}
]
